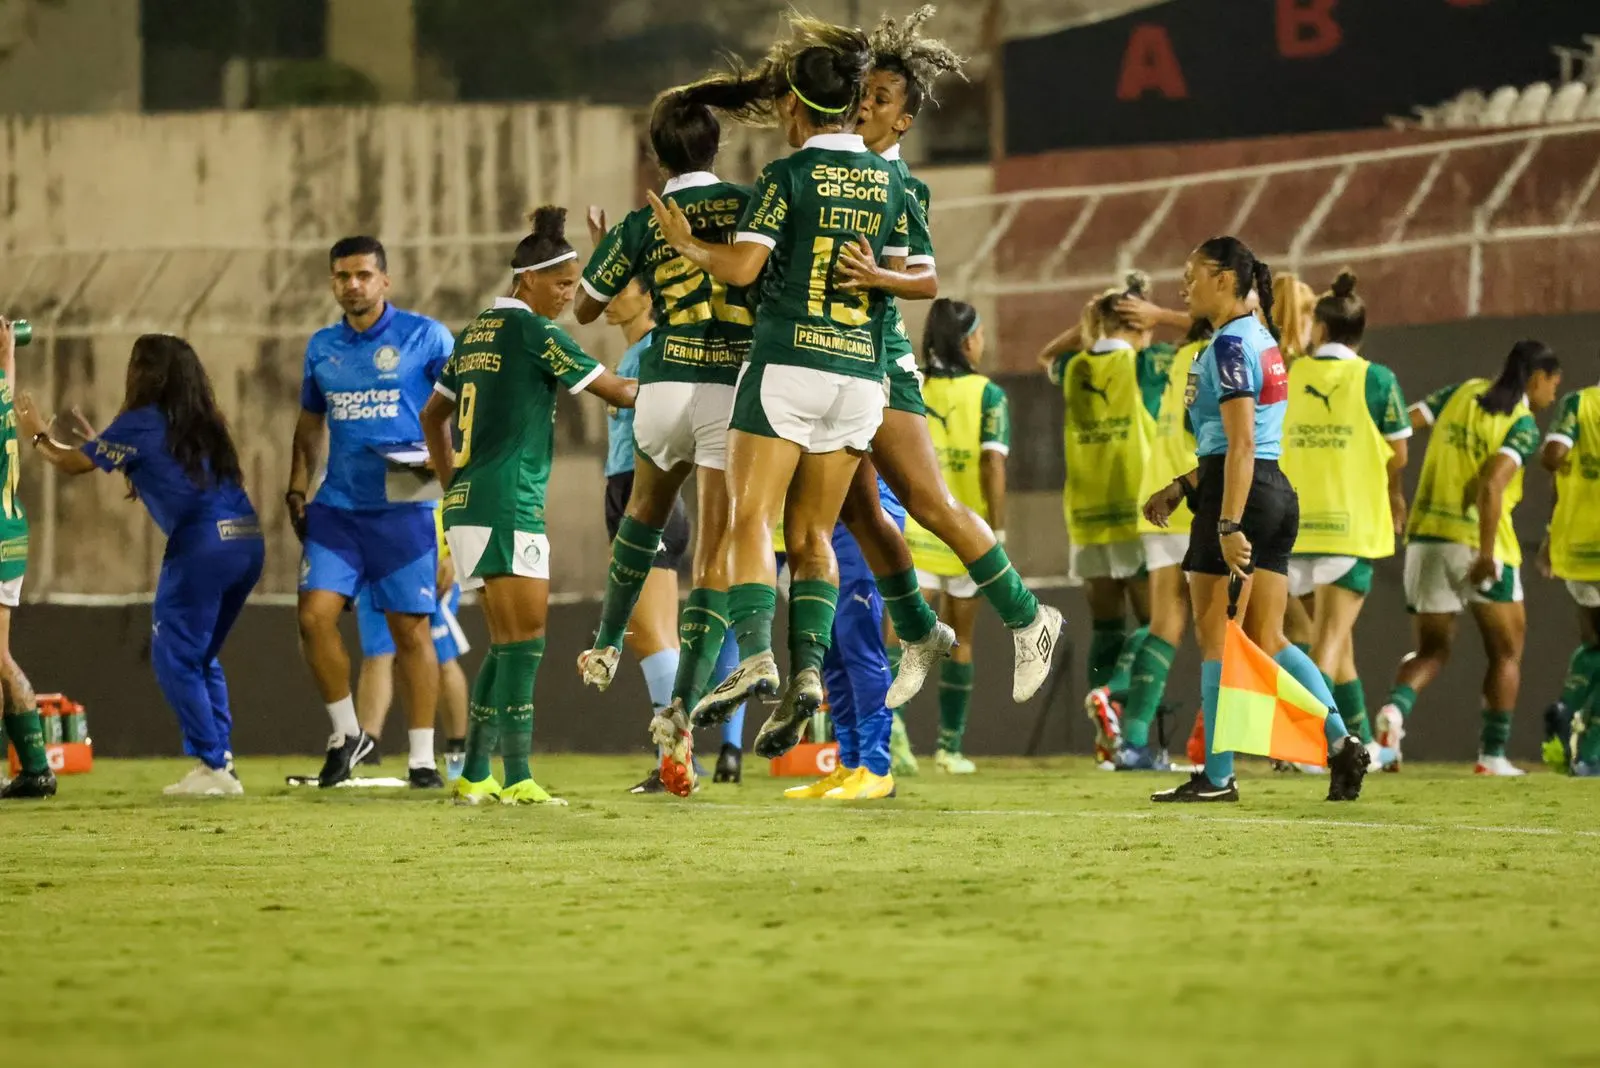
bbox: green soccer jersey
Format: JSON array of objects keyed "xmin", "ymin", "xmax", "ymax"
[
  {"xmin": 0, "ymin": 373, "xmax": 26, "ymax": 583},
  {"xmin": 582, "ymin": 173, "xmax": 754, "ymax": 387},
  {"xmin": 881, "ymin": 149, "xmax": 935, "ymax": 368},
  {"xmin": 736, "ymin": 133, "xmax": 924, "ymax": 381},
  {"xmin": 436, "ymin": 297, "xmax": 602, "ymax": 535}
]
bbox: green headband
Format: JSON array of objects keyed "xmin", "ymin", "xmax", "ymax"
[{"xmin": 789, "ymin": 63, "xmax": 853, "ymax": 115}]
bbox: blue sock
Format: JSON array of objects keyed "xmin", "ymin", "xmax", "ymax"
[
  {"xmin": 639, "ymin": 648, "xmax": 678, "ymax": 715},
  {"xmin": 1201, "ymin": 659, "xmax": 1234, "ymax": 787},
  {"xmin": 712, "ymin": 630, "xmax": 745, "ymax": 749},
  {"xmin": 1272, "ymin": 645, "xmax": 1350, "ymax": 744}
]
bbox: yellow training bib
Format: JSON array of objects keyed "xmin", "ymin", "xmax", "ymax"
[
  {"xmin": 1280, "ymin": 355, "xmax": 1396, "ymax": 558},
  {"xmin": 1136, "ymin": 341, "xmax": 1201, "ymax": 537},
  {"xmin": 1062, "ymin": 345, "xmax": 1154, "ymax": 545},
  {"xmin": 907, "ymin": 374, "xmax": 994, "ymax": 576},
  {"xmin": 1407, "ymin": 379, "xmax": 1527, "ymax": 566},
  {"xmin": 1551, "ymin": 387, "xmax": 1600, "ymax": 581}
]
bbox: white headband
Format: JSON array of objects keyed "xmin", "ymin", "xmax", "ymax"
[{"xmin": 513, "ymin": 250, "xmax": 578, "ymax": 274}]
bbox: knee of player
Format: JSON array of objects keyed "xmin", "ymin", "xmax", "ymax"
[
  {"xmin": 296, "ymin": 602, "xmax": 336, "ymax": 639},
  {"xmin": 388, "ymin": 616, "xmax": 435, "ymax": 653},
  {"xmin": 784, "ymin": 526, "xmax": 835, "ymax": 573}
]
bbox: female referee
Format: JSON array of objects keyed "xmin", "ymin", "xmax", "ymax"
[
  {"xmin": 1142, "ymin": 237, "xmax": 1369, "ymax": 803},
  {"xmin": 18, "ymin": 334, "xmax": 264, "ymax": 797}
]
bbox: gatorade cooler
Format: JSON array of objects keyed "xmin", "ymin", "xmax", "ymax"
[
  {"xmin": 6, "ymin": 694, "xmax": 92, "ymax": 776},
  {"xmin": 768, "ymin": 704, "xmax": 838, "ymax": 777}
]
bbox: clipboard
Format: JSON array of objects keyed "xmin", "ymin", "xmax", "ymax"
[{"xmin": 376, "ymin": 441, "xmax": 442, "ymax": 504}]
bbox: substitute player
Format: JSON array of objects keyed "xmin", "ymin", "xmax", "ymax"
[
  {"xmin": 904, "ymin": 298, "xmax": 1010, "ymax": 775},
  {"xmin": 421, "ymin": 207, "xmax": 636, "ymax": 805},
  {"xmin": 1375, "ymin": 341, "xmax": 1561, "ymax": 774},
  {"xmin": 0, "ymin": 320, "xmax": 55, "ymax": 799},
  {"xmin": 287, "ymin": 236, "xmax": 455, "ymax": 788}
]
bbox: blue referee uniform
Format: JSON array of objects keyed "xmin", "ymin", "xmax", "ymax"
[
  {"xmin": 85, "ymin": 408, "xmax": 264, "ymax": 769},
  {"xmin": 299, "ymin": 304, "xmax": 454, "ymax": 614}
]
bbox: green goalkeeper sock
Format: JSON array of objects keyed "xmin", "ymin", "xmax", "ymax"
[
  {"xmin": 3, "ymin": 706, "xmax": 48, "ymax": 775},
  {"xmin": 966, "ymin": 544, "xmax": 1038, "ymax": 629},
  {"xmin": 672, "ymin": 587, "xmax": 729, "ymax": 708},
  {"xmin": 875, "ymin": 569, "xmax": 936, "ymax": 644},
  {"xmin": 1088, "ymin": 619, "xmax": 1127, "ymax": 691},
  {"xmin": 1560, "ymin": 644, "xmax": 1600, "ymax": 711},
  {"xmin": 463, "ymin": 650, "xmax": 500, "ymax": 783},
  {"xmin": 729, "ymin": 583, "xmax": 777, "ymax": 661},
  {"xmin": 1104, "ymin": 625, "xmax": 1148, "ymax": 701},
  {"xmin": 594, "ymin": 516, "xmax": 663, "ymax": 650},
  {"xmin": 937, "ymin": 660, "xmax": 975, "ymax": 752},
  {"xmin": 1480, "ymin": 709, "xmax": 1512, "ymax": 759},
  {"xmin": 1122, "ymin": 633, "xmax": 1175, "ymax": 749},
  {"xmin": 789, "ymin": 580, "xmax": 839, "ymax": 675},
  {"xmin": 1333, "ymin": 679, "xmax": 1372, "ymax": 744},
  {"xmin": 1386, "ymin": 684, "xmax": 1418, "ymax": 720},
  {"xmin": 493, "ymin": 638, "xmax": 544, "ymax": 786}
]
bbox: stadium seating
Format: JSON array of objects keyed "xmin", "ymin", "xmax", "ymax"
[{"xmin": 1404, "ymin": 40, "xmax": 1600, "ymax": 130}]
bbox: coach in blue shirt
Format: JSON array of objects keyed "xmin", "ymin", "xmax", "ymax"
[{"xmin": 286, "ymin": 236, "xmax": 455, "ymax": 789}]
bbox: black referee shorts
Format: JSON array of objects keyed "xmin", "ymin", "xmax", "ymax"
[
  {"xmin": 604, "ymin": 471, "xmax": 690, "ymax": 571},
  {"xmin": 1183, "ymin": 455, "xmax": 1299, "ymax": 577}
]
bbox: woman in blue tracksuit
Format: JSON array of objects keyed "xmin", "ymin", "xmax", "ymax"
[
  {"xmin": 16, "ymin": 334, "xmax": 264, "ymax": 796},
  {"xmin": 1142, "ymin": 237, "xmax": 1367, "ymax": 804}
]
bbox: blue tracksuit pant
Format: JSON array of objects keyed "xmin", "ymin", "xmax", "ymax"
[
  {"xmin": 150, "ymin": 525, "xmax": 265, "ymax": 769},
  {"xmin": 823, "ymin": 521, "xmax": 894, "ymax": 776}
]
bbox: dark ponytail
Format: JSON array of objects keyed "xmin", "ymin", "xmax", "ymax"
[
  {"xmin": 650, "ymin": 89, "xmax": 721, "ymax": 175},
  {"xmin": 666, "ymin": 15, "xmax": 870, "ymax": 129},
  {"xmin": 511, "ymin": 206, "xmax": 573, "ymax": 272},
  {"xmin": 921, "ymin": 298, "xmax": 980, "ymax": 377},
  {"xmin": 1479, "ymin": 339, "xmax": 1559, "ymax": 415},
  {"xmin": 1195, "ymin": 235, "xmax": 1276, "ymax": 340},
  {"xmin": 1315, "ymin": 269, "xmax": 1367, "ymax": 347}
]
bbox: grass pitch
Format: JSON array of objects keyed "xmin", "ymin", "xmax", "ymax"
[{"xmin": 1, "ymin": 756, "xmax": 1595, "ymax": 1067}]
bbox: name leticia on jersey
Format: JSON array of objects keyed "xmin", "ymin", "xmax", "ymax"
[{"xmin": 328, "ymin": 387, "xmax": 401, "ymax": 421}]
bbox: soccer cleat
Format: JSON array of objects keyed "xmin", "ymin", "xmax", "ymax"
[
  {"xmin": 824, "ymin": 767, "xmax": 897, "ymax": 800},
  {"xmin": 163, "ymin": 764, "xmax": 244, "ymax": 797},
  {"xmin": 1011, "ymin": 604, "xmax": 1063, "ymax": 703},
  {"xmin": 444, "ymin": 751, "xmax": 466, "ymax": 783},
  {"xmin": 577, "ymin": 646, "xmax": 621, "ymax": 692},
  {"xmin": 889, "ymin": 712, "xmax": 919, "ymax": 776},
  {"xmin": 753, "ymin": 667, "xmax": 823, "ymax": 759},
  {"xmin": 886, "ymin": 621, "xmax": 956, "ymax": 709},
  {"xmin": 1272, "ymin": 760, "xmax": 1326, "ymax": 774},
  {"xmin": 1365, "ymin": 741, "xmax": 1384, "ymax": 769},
  {"xmin": 408, "ymin": 765, "xmax": 445, "ymax": 790},
  {"xmin": 1572, "ymin": 760, "xmax": 1600, "ymax": 778},
  {"xmin": 1375, "ymin": 704, "xmax": 1405, "ymax": 771},
  {"xmin": 452, "ymin": 775, "xmax": 502, "ymax": 806},
  {"xmin": 713, "ymin": 743, "xmax": 742, "ymax": 784},
  {"xmin": 1474, "ymin": 754, "xmax": 1526, "ymax": 777},
  {"xmin": 1084, "ymin": 686, "xmax": 1123, "ymax": 765},
  {"xmin": 783, "ymin": 766, "xmax": 854, "ymax": 799},
  {"xmin": 1326, "ymin": 735, "xmax": 1371, "ymax": 801},
  {"xmin": 629, "ymin": 768, "xmax": 667, "ymax": 794},
  {"xmin": 933, "ymin": 748, "xmax": 977, "ymax": 774},
  {"xmin": 1151, "ymin": 771, "xmax": 1239, "ymax": 803},
  {"xmin": 649, "ymin": 701, "xmax": 696, "ymax": 798},
  {"xmin": 1114, "ymin": 744, "xmax": 1171, "ymax": 772},
  {"xmin": 0, "ymin": 769, "xmax": 57, "ymax": 799},
  {"xmin": 1543, "ymin": 702, "xmax": 1574, "ymax": 773},
  {"xmin": 359, "ymin": 745, "xmax": 382, "ymax": 767},
  {"xmin": 693, "ymin": 651, "xmax": 780, "ymax": 728},
  {"xmin": 318, "ymin": 730, "xmax": 375, "ymax": 788},
  {"xmin": 500, "ymin": 779, "xmax": 568, "ymax": 805}
]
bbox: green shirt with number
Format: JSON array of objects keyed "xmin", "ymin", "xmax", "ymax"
[
  {"xmin": 0, "ymin": 374, "xmax": 26, "ymax": 583},
  {"xmin": 435, "ymin": 298, "xmax": 602, "ymax": 536},
  {"xmin": 736, "ymin": 134, "xmax": 922, "ymax": 381},
  {"xmin": 582, "ymin": 178, "xmax": 754, "ymax": 387},
  {"xmin": 882, "ymin": 156, "xmax": 934, "ymax": 369}
]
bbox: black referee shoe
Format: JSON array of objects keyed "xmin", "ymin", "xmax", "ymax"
[
  {"xmin": 713, "ymin": 743, "xmax": 742, "ymax": 784},
  {"xmin": 318, "ymin": 730, "xmax": 375, "ymax": 789},
  {"xmin": 1326, "ymin": 735, "xmax": 1371, "ymax": 802},
  {"xmin": 408, "ymin": 765, "xmax": 445, "ymax": 790},
  {"xmin": 1152, "ymin": 771, "xmax": 1239, "ymax": 803},
  {"xmin": 0, "ymin": 770, "xmax": 57, "ymax": 799}
]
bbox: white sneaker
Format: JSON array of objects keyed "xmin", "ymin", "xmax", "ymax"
[
  {"xmin": 1376, "ymin": 705, "xmax": 1405, "ymax": 770},
  {"xmin": 577, "ymin": 646, "xmax": 621, "ymax": 692},
  {"xmin": 934, "ymin": 749, "xmax": 977, "ymax": 774},
  {"xmin": 163, "ymin": 764, "xmax": 244, "ymax": 796},
  {"xmin": 1011, "ymin": 604, "xmax": 1063, "ymax": 703},
  {"xmin": 886, "ymin": 621, "xmax": 956, "ymax": 709},
  {"xmin": 693, "ymin": 651, "xmax": 780, "ymax": 728},
  {"xmin": 1474, "ymin": 754, "xmax": 1526, "ymax": 777}
]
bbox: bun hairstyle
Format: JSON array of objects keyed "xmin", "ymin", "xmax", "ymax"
[
  {"xmin": 1314, "ymin": 269, "xmax": 1367, "ymax": 347},
  {"xmin": 650, "ymin": 89, "xmax": 721, "ymax": 176},
  {"xmin": 922, "ymin": 297, "xmax": 981, "ymax": 377},
  {"xmin": 1195, "ymin": 235, "xmax": 1276, "ymax": 341},
  {"xmin": 665, "ymin": 14, "xmax": 870, "ymax": 128},
  {"xmin": 1096, "ymin": 270, "xmax": 1150, "ymax": 332},
  {"xmin": 869, "ymin": 5, "xmax": 968, "ymax": 117},
  {"xmin": 1480, "ymin": 339, "xmax": 1560, "ymax": 416},
  {"xmin": 511, "ymin": 206, "xmax": 575, "ymax": 273}
]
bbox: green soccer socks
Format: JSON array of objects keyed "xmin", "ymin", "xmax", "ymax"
[
  {"xmin": 937, "ymin": 660, "xmax": 975, "ymax": 753},
  {"xmin": 493, "ymin": 638, "xmax": 544, "ymax": 787},
  {"xmin": 1480, "ymin": 709, "xmax": 1513, "ymax": 759},
  {"xmin": 673, "ymin": 587, "xmax": 730, "ymax": 709},
  {"xmin": 594, "ymin": 516, "xmax": 663, "ymax": 650},
  {"xmin": 1121, "ymin": 633, "xmax": 1175, "ymax": 749},
  {"xmin": 1088, "ymin": 619, "xmax": 1127, "ymax": 692},
  {"xmin": 966, "ymin": 545, "xmax": 1038, "ymax": 629},
  {"xmin": 788, "ymin": 580, "xmax": 839, "ymax": 675},
  {"xmin": 2, "ymin": 705, "xmax": 48, "ymax": 776},
  {"xmin": 729, "ymin": 583, "xmax": 778, "ymax": 661},
  {"xmin": 875, "ymin": 569, "xmax": 937, "ymax": 644},
  {"xmin": 463, "ymin": 650, "xmax": 501, "ymax": 783},
  {"xmin": 1333, "ymin": 679, "xmax": 1373, "ymax": 745}
]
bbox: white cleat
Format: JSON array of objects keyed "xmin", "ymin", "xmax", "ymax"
[
  {"xmin": 886, "ymin": 621, "xmax": 956, "ymax": 709},
  {"xmin": 1375, "ymin": 704, "xmax": 1405, "ymax": 771},
  {"xmin": 1474, "ymin": 754, "xmax": 1526, "ymax": 777},
  {"xmin": 1011, "ymin": 603, "xmax": 1063, "ymax": 703},
  {"xmin": 163, "ymin": 764, "xmax": 244, "ymax": 797},
  {"xmin": 693, "ymin": 651, "xmax": 781, "ymax": 728},
  {"xmin": 578, "ymin": 646, "xmax": 621, "ymax": 692}
]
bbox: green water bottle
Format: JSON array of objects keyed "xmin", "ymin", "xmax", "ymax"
[{"xmin": 10, "ymin": 319, "xmax": 30, "ymax": 347}]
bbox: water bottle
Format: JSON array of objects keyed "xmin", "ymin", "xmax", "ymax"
[{"xmin": 10, "ymin": 319, "xmax": 30, "ymax": 347}]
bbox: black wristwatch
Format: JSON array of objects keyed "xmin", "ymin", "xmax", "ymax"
[{"xmin": 1217, "ymin": 519, "xmax": 1244, "ymax": 536}]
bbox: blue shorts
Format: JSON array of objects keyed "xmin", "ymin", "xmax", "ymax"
[
  {"xmin": 355, "ymin": 584, "xmax": 467, "ymax": 662},
  {"xmin": 300, "ymin": 502, "xmax": 437, "ymax": 616}
]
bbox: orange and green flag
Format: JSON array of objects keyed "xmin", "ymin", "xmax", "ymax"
[{"xmin": 1212, "ymin": 621, "xmax": 1330, "ymax": 767}]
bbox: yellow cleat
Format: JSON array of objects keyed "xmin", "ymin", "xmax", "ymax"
[
  {"xmin": 500, "ymin": 778, "xmax": 568, "ymax": 806},
  {"xmin": 824, "ymin": 768, "xmax": 896, "ymax": 800},
  {"xmin": 452, "ymin": 775, "xmax": 502, "ymax": 806},
  {"xmin": 783, "ymin": 766, "xmax": 854, "ymax": 800}
]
